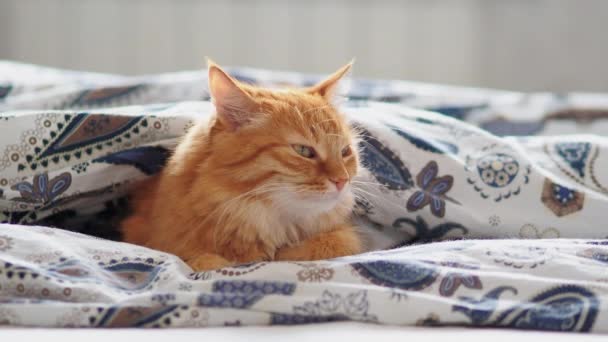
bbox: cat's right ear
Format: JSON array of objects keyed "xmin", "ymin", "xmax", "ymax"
[
  {"xmin": 207, "ymin": 59, "xmax": 258, "ymax": 131},
  {"xmin": 307, "ymin": 60, "xmax": 353, "ymax": 100}
]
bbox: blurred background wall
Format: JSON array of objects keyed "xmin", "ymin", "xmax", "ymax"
[{"xmin": 1, "ymin": 0, "xmax": 607, "ymax": 92}]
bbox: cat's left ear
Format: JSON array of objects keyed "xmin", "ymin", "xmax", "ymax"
[
  {"xmin": 207, "ymin": 59, "xmax": 259, "ymax": 131},
  {"xmin": 307, "ymin": 60, "xmax": 354, "ymax": 100}
]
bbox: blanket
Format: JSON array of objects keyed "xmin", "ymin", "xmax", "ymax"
[{"xmin": 0, "ymin": 61, "xmax": 607, "ymax": 332}]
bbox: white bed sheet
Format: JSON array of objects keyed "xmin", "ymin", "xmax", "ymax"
[{"xmin": 2, "ymin": 323, "xmax": 606, "ymax": 342}]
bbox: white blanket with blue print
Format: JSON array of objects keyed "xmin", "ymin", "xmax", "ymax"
[{"xmin": 0, "ymin": 61, "xmax": 607, "ymax": 332}]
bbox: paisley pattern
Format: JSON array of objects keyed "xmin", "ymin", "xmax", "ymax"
[
  {"xmin": 555, "ymin": 142, "xmax": 591, "ymax": 178},
  {"xmin": 93, "ymin": 146, "xmax": 170, "ymax": 175},
  {"xmin": 47, "ymin": 258, "xmax": 165, "ymax": 291},
  {"xmin": 0, "ymin": 61, "xmax": 607, "ymax": 332},
  {"xmin": 355, "ymin": 126, "xmax": 413, "ymax": 190},
  {"xmin": 543, "ymin": 141, "xmax": 607, "ymax": 194},
  {"xmin": 0, "ymin": 226, "xmax": 605, "ymax": 332},
  {"xmin": 496, "ymin": 286, "xmax": 599, "ymax": 332},
  {"xmin": 66, "ymin": 85, "xmax": 144, "ymax": 109},
  {"xmin": 0, "ymin": 85, "xmax": 12, "ymax": 99},
  {"xmin": 387, "ymin": 123, "xmax": 458, "ymax": 154},
  {"xmin": 455, "ymin": 285, "xmax": 600, "ymax": 332},
  {"xmin": 13, "ymin": 113, "xmax": 150, "ymax": 172},
  {"xmin": 352, "ymin": 260, "xmax": 439, "ymax": 290}
]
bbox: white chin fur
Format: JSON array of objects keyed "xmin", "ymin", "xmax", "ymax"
[{"xmin": 272, "ymin": 187, "xmax": 352, "ymax": 219}]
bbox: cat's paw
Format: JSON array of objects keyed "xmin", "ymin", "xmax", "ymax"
[
  {"xmin": 187, "ymin": 253, "xmax": 233, "ymax": 271},
  {"xmin": 275, "ymin": 226, "xmax": 362, "ymax": 261}
]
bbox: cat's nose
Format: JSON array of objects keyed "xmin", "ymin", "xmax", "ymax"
[{"xmin": 330, "ymin": 178, "xmax": 348, "ymax": 191}]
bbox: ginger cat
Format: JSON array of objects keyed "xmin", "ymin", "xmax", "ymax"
[{"xmin": 121, "ymin": 60, "xmax": 362, "ymax": 271}]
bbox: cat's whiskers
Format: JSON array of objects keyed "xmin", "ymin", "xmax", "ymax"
[
  {"xmin": 213, "ymin": 183, "xmax": 284, "ymax": 225},
  {"xmin": 351, "ymin": 188, "xmax": 380, "ymax": 202},
  {"xmin": 352, "ymin": 131, "xmax": 378, "ymax": 143},
  {"xmin": 351, "ymin": 189, "xmax": 407, "ymax": 212},
  {"xmin": 203, "ymin": 184, "xmax": 280, "ymax": 229},
  {"xmin": 351, "ymin": 185, "xmax": 381, "ymax": 200},
  {"xmin": 210, "ymin": 183, "xmax": 289, "ymax": 250},
  {"xmin": 351, "ymin": 180, "xmax": 386, "ymax": 188},
  {"xmin": 351, "ymin": 182, "xmax": 389, "ymax": 198}
]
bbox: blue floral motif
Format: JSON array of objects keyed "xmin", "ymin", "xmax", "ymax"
[
  {"xmin": 465, "ymin": 146, "xmax": 531, "ymax": 202},
  {"xmin": 439, "ymin": 262, "xmax": 482, "ymax": 297},
  {"xmin": 555, "ymin": 142, "xmax": 590, "ymax": 178},
  {"xmin": 11, "ymin": 172, "xmax": 72, "ymax": 205},
  {"xmin": 476, "ymin": 153, "xmax": 519, "ymax": 188},
  {"xmin": 407, "ymin": 161, "xmax": 456, "ymax": 218}
]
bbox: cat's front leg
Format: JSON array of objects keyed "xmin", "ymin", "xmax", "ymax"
[
  {"xmin": 187, "ymin": 253, "xmax": 233, "ymax": 271},
  {"xmin": 275, "ymin": 225, "xmax": 362, "ymax": 261}
]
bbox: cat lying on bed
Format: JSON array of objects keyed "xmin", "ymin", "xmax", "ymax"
[{"xmin": 121, "ymin": 60, "xmax": 363, "ymax": 271}]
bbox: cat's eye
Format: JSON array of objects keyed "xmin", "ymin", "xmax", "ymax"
[
  {"xmin": 341, "ymin": 145, "xmax": 352, "ymax": 157},
  {"xmin": 292, "ymin": 144, "xmax": 316, "ymax": 158}
]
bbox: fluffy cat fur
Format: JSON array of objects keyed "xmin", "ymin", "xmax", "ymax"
[{"xmin": 121, "ymin": 60, "xmax": 363, "ymax": 271}]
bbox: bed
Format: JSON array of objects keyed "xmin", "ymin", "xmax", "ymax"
[{"xmin": 0, "ymin": 61, "xmax": 607, "ymax": 336}]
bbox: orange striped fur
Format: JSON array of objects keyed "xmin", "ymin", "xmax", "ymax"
[{"xmin": 121, "ymin": 60, "xmax": 362, "ymax": 271}]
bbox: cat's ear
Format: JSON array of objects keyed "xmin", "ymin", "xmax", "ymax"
[
  {"xmin": 307, "ymin": 60, "xmax": 354, "ymax": 100},
  {"xmin": 207, "ymin": 59, "xmax": 258, "ymax": 130}
]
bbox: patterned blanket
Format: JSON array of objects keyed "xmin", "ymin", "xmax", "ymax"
[{"xmin": 0, "ymin": 61, "xmax": 607, "ymax": 332}]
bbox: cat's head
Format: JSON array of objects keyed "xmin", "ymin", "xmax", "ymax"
[{"xmin": 206, "ymin": 60, "xmax": 358, "ymax": 217}]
